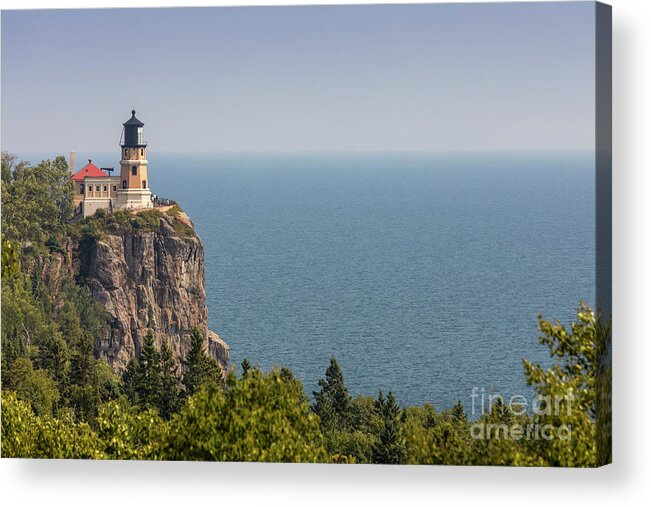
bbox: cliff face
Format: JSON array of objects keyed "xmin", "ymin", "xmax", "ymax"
[{"xmin": 78, "ymin": 210, "xmax": 228, "ymax": 374}]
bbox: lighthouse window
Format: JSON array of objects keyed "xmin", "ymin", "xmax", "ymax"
[
  {"xmin": 140, "ymin": 148, "xmax": 144, "ymax": 157},
  {"xmin": 142, "ymin": 180, "xmax": 147, "ymax": 189},
  {"xmin": 132, "ymin": 166, "xmax": 137, "ymax": 176},
  {"xmin": 124, "ymin": 149, "xmax": 128, "ymax": 157},
  {"xmin": 137, "ymin": 127, "xmax": 144, "ymax": 145}
]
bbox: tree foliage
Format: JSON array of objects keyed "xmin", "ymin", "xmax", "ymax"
[
  {"xmin": 182, "ymin": 327, "xmax": 223, "ymax": 396},
  {"xmin": 164, "ymin": 369, "xmax": 328, "ymax": 462},
  {"xmin": 521, "ymin": 303, "xmax": 604, "ymax": 467},
  {"xmin": 371, "ymin": 391, "xmax": 406, "ymax": 464},
  {"xmin": 1, "ymin": 151, "xmax": 73, "ymax": 245},
  {"xmin": 312, "ymin": 357, "xmax": 352, "ymax": 432}
]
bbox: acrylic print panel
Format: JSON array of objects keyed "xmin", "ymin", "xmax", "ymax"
[{"xmin": 0, "ymin": 2, "xmax": 611, "ymax": 466}]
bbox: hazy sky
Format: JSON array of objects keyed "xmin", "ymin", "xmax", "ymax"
[{"xmin": 2, "ymin": 3, "xmax": 595, "ymax": 153}]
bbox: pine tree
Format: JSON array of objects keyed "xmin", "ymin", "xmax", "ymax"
[
  {"xmin": 312, "ymin": 357, "xmax": 351, "ymax": 431},
  {"xmin": 37, "ymin": 333, "xmax": 70, "ymax": 395},
  {"xmin": 69, "ymin": 333, "xmax": 94, "ymax": 389},
  {"xmin": 122, "ymin": 356, "xmax": 141, "ymax": 406},
  {"xmin": 372, "ymin": 391, "xmax": 406, "ymax": 464},
  {"xmin": 182, "ymin": 327, "xmax": 223, "ymax": 396},
  {"xmin": 159, "ymin": 340, "xmax": 182, "ymax": 419},
  {"xmin": 137, "ymin": 331, "xmax": 163, "ymax": 410},
  {"xmin": 451, "ymin": 400, "xmax": 468, "ymax": 424}
]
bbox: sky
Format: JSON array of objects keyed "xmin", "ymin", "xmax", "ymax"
[{"xmin": 1, "ymin": 3, "xmax": 596, "ymax": 153}]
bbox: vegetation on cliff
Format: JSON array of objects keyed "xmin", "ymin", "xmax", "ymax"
[
  {"xmin": 70, "ymin": 206, "xmax": 196, "ymax": 242},
  {"xmin": 1, "ymin": 152, "xmax": 611, "ymax": 465},
  {"xmin": 2, "ymin": 152, "xmax": 120, "ymax": 422}
]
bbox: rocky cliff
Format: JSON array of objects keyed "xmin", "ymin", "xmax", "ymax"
[{"xmin": 76, "ymin": 208, "xmax": 228, "ymax": 374}]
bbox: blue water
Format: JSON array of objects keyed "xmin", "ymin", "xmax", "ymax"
[{"xmin": 22, "ymin": 151, "xmax": 596, "ymax": 410}]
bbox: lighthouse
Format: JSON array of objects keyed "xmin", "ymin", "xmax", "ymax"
[{"xmin": 116, "ymin": 109, "xmax": 153, "ymax": 210}]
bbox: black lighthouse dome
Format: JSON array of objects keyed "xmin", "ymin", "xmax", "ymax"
[{"xmin": 121, "ymin": 109, "xmax": 146, "ymax": 147}]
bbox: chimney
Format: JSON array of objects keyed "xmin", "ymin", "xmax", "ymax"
[{"xmin": 69, "ymin": 151, "xmax": 75, "ymax": 176}]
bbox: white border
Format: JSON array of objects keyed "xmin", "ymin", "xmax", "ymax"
[{"xmin": 1, "ymin": 0, "xmax": 649, "ymax": 505}]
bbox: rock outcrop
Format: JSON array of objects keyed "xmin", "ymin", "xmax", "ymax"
[{"xmin": 78, "ymin": 209, "xmax": 228, "ymax": 374}]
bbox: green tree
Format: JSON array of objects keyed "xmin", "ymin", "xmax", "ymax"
[
  {"xmin": 403, "ymin": 404, "xmax": 472, "ymax": 465},
  {"xmin": 521, "ymin": 303, "xmax": 602, "ymax": 467},
  {"xmin": 1, "ymin": 153, "xmax": 73, "ymax": 246},
  {"xmin": 123, "ymin": 357, "xmax": 142, "ymax": 405},
  {"xmin": 451, "ymin": 400, "xmax": 467, "ymax": 424},
  {"xmin": 136, "ymin": 331, "xmax": 164, "ymax": 410},
  {"xmin": 68, "ymin": 331, "xmax": 95, "ymax": 402},
  {"xmin": 7, "ymin": 357, "xmax": 60, "ymax": 417},
  {"xmin": 1, "ymin": 391, "xmax": 101, "ymax": 459},
  {"xmin": 123, "ymin": 333, "xmax": 187, "ymax": 417},
  {"xmin": 371, "ymin": 391, "xmax": 406, "ymax": 464},
  {"xmin": 36, "ymin": 332, "xmax": 70, "ymax": 396},
  {"xmin": 164, "ymin": 368, "xmax": 328, "ymax": 462},
  {"xmin": 467, "ymin": 397, "xmax": 536, "ymax": 466},
  {"xmin": 312, "ymin": 357, "xmax": 352, "ymax": 432},
  {"xmin": 159, "ymin": 340, "xmax": 182, "ymax": 418},
  {"xmin": 182, "ymin": 327, "xmax": 223, "ymax": 396},
  {"xmin": 66, "ymin": 325, "xmax": 119, "ymax": 421},
  {"xmin": 95, "ymin": 400, "xmax": 168, "ymax": 460}
]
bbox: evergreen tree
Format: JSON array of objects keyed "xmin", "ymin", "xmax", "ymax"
[
  {"xmin": 37, "ymin": 333, "xmax": 70, "ymax": 395},
  {"xmin": 372, "ymin": 391, "xmax": 406, "ymax": 464},
  {"xmin": 159, "ymin": 340, "xmax": 182, "ymax": 419},
  {"xmin": 137, "ymin": 331, "xmax": 163, "ymax": 410},
  {"xmin": 451, "ymin": 400, "xmax": 468, "ymax": 424},
  {"xmin": 69, "ymin": 333, "xmax": 95, "ymax": 391},
  {"xmin": 182, "ymin": 328, "xmax": 223, "ymax": 396},
  {"xmin": 67, "ymin": 333, "xmax": 101, "ymax": 421},
  {"xmin": 312, "ymin": 357, "xmax": 352, "ymax": 431},
  {"xmin": 123, "ymin": 357, "xmax": 142, "ymax": 406}
]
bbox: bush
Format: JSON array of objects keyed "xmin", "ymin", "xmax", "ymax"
[{"xmin": 165, "ymin": 205, "xmax": 182, "ymax": 217}]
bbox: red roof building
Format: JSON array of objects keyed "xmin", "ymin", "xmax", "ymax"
[{"xmin": 71, "ymin": 160, "xmax": 109, "ymax": 181}]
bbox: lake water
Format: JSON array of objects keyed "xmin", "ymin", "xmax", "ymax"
[{"xmin": 24, "ymin": 151, "xmax": 597, "ymax": 410}]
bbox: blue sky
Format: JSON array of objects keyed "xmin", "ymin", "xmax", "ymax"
[{"xmin": 1, "ymin": 3, "xmax": 595, "ymax": 153}]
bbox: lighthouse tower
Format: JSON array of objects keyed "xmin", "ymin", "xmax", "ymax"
[{"xmin": 116, "ymin": 110, "xmax": 152, "ymax": 210}]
